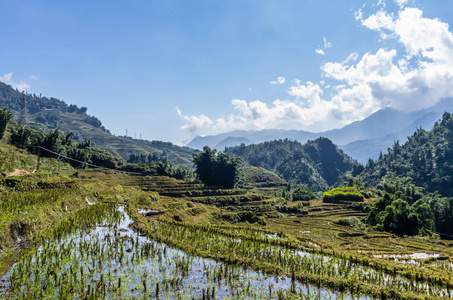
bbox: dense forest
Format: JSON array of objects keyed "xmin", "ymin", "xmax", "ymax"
[
  {"xmin": 359, "ymin": 112, "xmax": 453, "ymax": 197},
  {"xmin": 224, "ymin": 137, "xmax": 356, "ymax": 191}
]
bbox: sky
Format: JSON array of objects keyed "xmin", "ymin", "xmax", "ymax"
[{"xmin": 1, "ymin": 0, "xmax": 453, "ymax": 145}]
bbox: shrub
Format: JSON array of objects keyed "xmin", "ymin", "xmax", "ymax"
[
  {"xmin": 323, "ymin": 187, "xmax": 364, "ymax": 203},
  {"xmin": 137, "ymin": 192, "xmax": 160, "ymax": 206},
  {"xmin": 335, "ymin": 216, "xmax": 366, "ymax": 230}
]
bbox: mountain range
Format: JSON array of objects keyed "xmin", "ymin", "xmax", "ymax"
[{"xmin": 187, "ymin": 99, "xmax": 453, "ymax": 163}]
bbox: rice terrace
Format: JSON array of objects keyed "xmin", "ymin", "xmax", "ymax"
[
  {"xmin": 2, "ymin": 0, "xmax": 453, "ymax": 299},
  {"xmin": 1, "ymin": 126, "xmax": 453, "ymax": 299}
]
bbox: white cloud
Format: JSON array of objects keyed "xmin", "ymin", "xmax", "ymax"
[
  {"xmin": 270, "ymin": 76, "xmax": 286, "ymax": 85},
  {"xmin": 361, "ymin": 9, "xmax": 396, "ymax": 39},
  {"xmin": 29, "ymin": 75, "xmax": 39, "ymax": 80},
  {"xmin": 322, "ymin": 6, "xmax": 453, "ymax": 113},
  {"xmin": 355, "ymin": 8, "xmax": 364, "ymax": 21},
  {"xmin": 0, "ymin": 72, "xmax": 31, "ymax": 92},
  {"xmin": 13, "ymin": 82, "xmax": 31, "ymax": 91},
  {"xmin": 176, "ymin": 107, "xmax": 213, "ymax": 133},
  {"xmin": 288, "ymin": 81, "xmax": 323, "ymax": 101},
  {"xmin": 177, "ymin": 81, "xmax": 347, "ymax": 134},
  {"xmin": 178, "ymin": 4, "xmax": 453, "ymax": 136},
  {"xmin": 0, "ymin": 73, "xmax": 13, "ymax": 82},
  {"xmin": 315, "ymin": 49, "xmax": 325, "ymax": 55},
  {"xmin": 377, "ymin": 0, "xmax": 386, "ymax": 7},
  {"xmin": 323, "ymin": 37, "xmax": 332, "ymax": 49},
  {"xmin": 394, "ymin": 0, "xmax": 408, "ymax": 8}
]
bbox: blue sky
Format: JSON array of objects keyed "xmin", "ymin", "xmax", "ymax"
[{"xmin": 1, "ymin": 0, "xmax": 453, "ymax": 145}]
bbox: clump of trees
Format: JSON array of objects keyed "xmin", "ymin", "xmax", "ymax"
[
  {"xmin": 155, "ymin": 161, "xmax": 194, "ymax": 181},
  {"xmin": 193, "ymin": 146, "xmax": 241, "ymax": 188},
  {"xmin": 292, "ymin": 186, "xmax": 316, "ymax": 201},
  {"xmin": 0, "ymin": 107, "xmax": 14, "ymax": 140},
  {"xmin": 365, "ymin": 174, "xmax": 440, "ymax": 236},
  {"xmin": 128, "ymin": 153, "xmax": 166, "ymax": 164}
]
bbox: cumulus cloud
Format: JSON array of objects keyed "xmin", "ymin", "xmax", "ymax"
[
  {"xmin": 177, "ymin": 81, "xmax": 349, "ymax": 134},
  {"xmin": 333, "ymin": 6, "xmax": 453, "ymax": 111},
  {"xmin": 176, "ymin": 107, "xmax": 213, "ymax": 133},
  {"xmin": 270, "ymin": 76, "xmax": 286, "ymax": 85},
  {"xmin": 0, "ymin": 72, "xmax": 31, "ymax": 91},
  {"xmin": 178, "ymin": 5, "xmax": 453, "ymax": 135}
]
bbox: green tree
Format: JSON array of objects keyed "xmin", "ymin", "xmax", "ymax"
[
  {"xmin": 10, "ymin": 126, "xmax": 32, "ymax": 148},
  {"xmin": 193, "ymin": 146, "xmax": 240, "ymax": 188},
  {"xmin": 0, "ymin": 107, "xmax": 14, "ymax": 140},
  {"xmin": 292, "ymin": 186, "xmax": 315, "ymax": 201}
]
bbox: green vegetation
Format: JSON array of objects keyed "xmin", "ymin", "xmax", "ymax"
[
  {"xmin": 225, "ymin": 137, "xmax": 356, "ymax": 191},
  {"xmin": 0, "ymin": 82, "xmax": 196, "ymax": 166},
  {"xmin": 360, "ymin": 112, "xmax": 453, "ymax": 197},
  {"xmin": 1, "ymin": 142, "xmax": 453, "ymax": 299},
  {"xmin": 365, "ymin": 173, "xmax": 453, "ymax": 237},
  {"xmin": 323, "ymin": 186, "xmax": 364, "ymax": 203},
  {"xmin": 193, "ymin": 146, "xmax": 240, "ymax": 188},
  {"xmin": 292, "ymin": 185, "xmax": 316, "ymax": 201},
  {"xmin": 3, "ymin": 95, "xmax": 453, "ymax": 298},
  {"xmin": 240, "ymin": 166, "xmax": 287, "ymax": 188},
  {"xmin": 0, "ymin": 108, "xmax": 14, "ymax": 141}
]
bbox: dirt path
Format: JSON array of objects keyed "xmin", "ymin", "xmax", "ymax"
[{"xmin": 4, "ymin": 169, "xmax": 32, "ymax": 178}]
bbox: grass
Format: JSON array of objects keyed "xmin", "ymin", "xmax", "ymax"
[{"xmin": 1, "ymin": 145, "xmax": 453, "ymax": 299}]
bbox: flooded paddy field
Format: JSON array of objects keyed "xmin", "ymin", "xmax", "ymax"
[{"xmin": 1, "ymin": 205, "xmax": 370, "ymax": 299}]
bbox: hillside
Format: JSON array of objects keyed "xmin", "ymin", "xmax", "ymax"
[
  {"xmin": 0, "ymin": 81, "xmax": 196, "ymax": 166},
  {"xmin": 225, "ymin": 137, "xmax": 356, "ymax": 191},
  {"xmin": 359, "ymin": 112, "xmax": 453, "ymax": 197}
]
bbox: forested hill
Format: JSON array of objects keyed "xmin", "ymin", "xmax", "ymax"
[
  {"xmin": 224, "ymin": 137, "xmax": 356, "ymax": 191},
  {"xmin": 360, "ymin": 112, "xmax": 453, "ymax": 197},
  {"xmin": 0, "ymin": 81, "xmax": 196, "ymax": 166}
]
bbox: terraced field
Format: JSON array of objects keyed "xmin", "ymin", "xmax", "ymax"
[{"xmin": 2, "ymin": 169, "xmax": 453, "ymax": 299}]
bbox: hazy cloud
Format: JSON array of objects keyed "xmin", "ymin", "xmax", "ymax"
[
  {"xmin": 323, "ymin": 37, "xmax": 332, "ymax": 49},
  {"xmin": 0, "ymin": 73, "xmax": 13, "ymax": 82},
  {"xmin": 315, "ymin": 49, "xmax": 326, "ymax": 55},
  {"xmin": 394, "ymin": 0, "xmax": 408, "ymax": 8}
]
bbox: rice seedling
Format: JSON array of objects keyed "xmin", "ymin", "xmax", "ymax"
[{"xmin": 2, "ymin": 205, "xmax": 358, "ymax": 300}]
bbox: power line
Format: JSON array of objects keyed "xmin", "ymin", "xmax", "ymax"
[{"xmin": 37, "ymin": 146, "xmax": 142, "ymax": 175}]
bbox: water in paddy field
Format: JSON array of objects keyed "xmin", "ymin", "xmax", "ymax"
[{"xmin": 0, "ymin": 205, "xmax": 373, "ymax": 299}]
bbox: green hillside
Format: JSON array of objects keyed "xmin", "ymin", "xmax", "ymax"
[
  {"xmin": 359, "ymin": 112, "xmax": 453, "ymax": 197},
  {"xmin": 225, "ymin": 137, "xmax": 356, "ymax": 191},
  {"xmin": 0, "ymin": 82, "xmax": 196, "ymax": 166}
]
